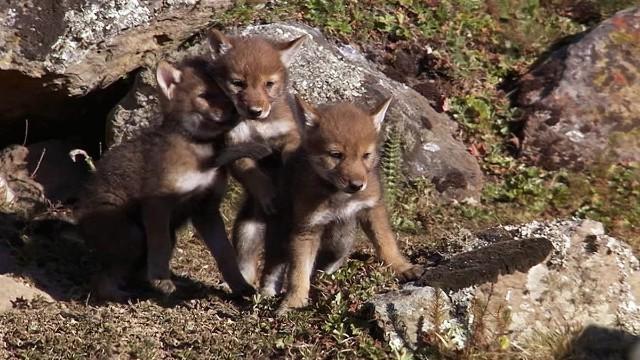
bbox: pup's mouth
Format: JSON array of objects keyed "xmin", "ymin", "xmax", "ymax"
[{"xmin": 239, "ymin": 105, "xmax": 271, "ymax": 120}]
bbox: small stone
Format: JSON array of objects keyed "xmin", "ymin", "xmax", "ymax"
[{"xmin": 576, "ymin": 219, "xmax": 606, "ymax": 238}]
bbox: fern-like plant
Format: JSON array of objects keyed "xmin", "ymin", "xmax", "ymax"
[{"xmin": 380, "ymin": 127, "xmax": 403, "ymax": 210}]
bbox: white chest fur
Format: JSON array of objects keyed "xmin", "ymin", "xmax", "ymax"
[
  {"xmin": 308, "ymin": 198, "xmax": 377, "ymax": 227},
  {"xmin": 228, "ymin": 119, "xmax": 293, "ymax": 143},
  {"xmin": 228, "ymin": 122, "xmax": 252, "ymax": 143},
  {"xmin": 255, "ymin": 119, "xmax": 293, "ymax": 139},
  {"xmin": 172, "ymin": 143, "xmax": 219, "ymax": 194},
  {"xmin": 173, "ymin": 168, "xmax": 219, "ymax": 194}
]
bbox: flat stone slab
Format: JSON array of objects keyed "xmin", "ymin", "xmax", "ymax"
[{"xmin": 416, "ymin": 237, "xmax": 553, "ymax": 290}]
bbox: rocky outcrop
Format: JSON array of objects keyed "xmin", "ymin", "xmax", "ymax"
[
  {"xmin": 0, "ymin": 0, "xmax": 233, "ymax": 144},
  {"xmin": 107, "ymin": 22, "xmax": 484, "ymax": 200},
  {"xmin": 517, "ymin": 7, "xmax": 640, "ymax": 170},
  {"xmin": 368, "ymin": 219, "xmax": 640, "ymax": 355}
]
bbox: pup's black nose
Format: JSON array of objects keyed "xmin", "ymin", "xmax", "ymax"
[
  {"xmin": 346, "ymin": 180, "xmax": 364, "ymax": 193},
  {"xmin": 248, "ymin": 107, "xmax": 263, "ymax": 118}
]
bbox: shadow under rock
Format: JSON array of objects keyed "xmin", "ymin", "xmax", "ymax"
[
  {"xmin": 0, "ymin": 211, "xmax": 95, "ymax": 301},
  {"xmin": 561, "ymin": 325, "xmax": 640, "ymax": 360},
  {"xmin": 0, "ymin": 211, "xmax": 243, "ymax": 307}
]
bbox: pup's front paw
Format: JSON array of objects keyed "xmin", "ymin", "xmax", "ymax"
[
  {"xmin": 260, "ymin": 285, "xmax": 280, "ymax": 298},
  {"xmin": 277, "ymin": 294, "xmax": 308, "ymax": 315},
  {"xmin": 236, "ymin": 283, "xmax": 257, "ymax": 297},
  {"xmin": 396, "ymin": 264, "xmax": 425, "ymax": 282},
  {"xmin": 149, "ymin": 278, "xmax": 176, "ymax": 296}
]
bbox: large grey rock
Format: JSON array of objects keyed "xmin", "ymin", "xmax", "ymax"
[
  {"xmin": 517, "ymin": 7, "xmax": 640, "ymax": 170},
  {"xmin": 368, "ymin": 219, "xmax": 640, "ymax": 355},
  {"xmin": 108, "ymin": 22, "xmax": 484, "ymax": 200},
  {"xmin": 0, "ymin": 0, "xmax": 233, "ymax": 144}
]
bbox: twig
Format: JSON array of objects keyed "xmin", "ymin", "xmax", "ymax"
[
  {"xmin": 30, "ymin": 148, "xmax": 46, "ymax": 178},
  {"xmin": 22, "ymin": 119, "xmax": 29, "ymax": 146}
]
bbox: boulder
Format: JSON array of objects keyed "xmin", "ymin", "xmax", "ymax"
[
  {"xmin": 517, "ymin": 7, "xmax": 640, "ymax": 170},
  {"xmin": 368, "ymin": 219, "xmax": 640, "ymax": 355},
  {"xmin": 107, "ymin": 22, "xmax": 484, "ymax": 201},
  {"xmin": 0, "ymin": 0, "xmax": 233, "ymax": 144}
]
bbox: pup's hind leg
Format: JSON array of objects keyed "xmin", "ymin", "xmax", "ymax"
[
  {"xmin": 93, "ymin": 262, "xmax": 131, "ymax": 303},
  {"xmin": 84, "ymin": 210, "xmax": 145, "ymax": 302},
  {"xmin": 232, "ymin": 198, "xmax": 266, "ymax": 286},
  {"xmin": 193, "ymin": 197, "xmax": 255, "ymax": 296},
  {"xmin": 316, "ymin": 219, "xmax": 357, "ymax": 275},
  {"xmin": 259, "ymin": 213, "xmax": 291, "ymax": 297},
  {"xmin": 142, "ymin": 197, "xmax": 176, "ymax": 296}
]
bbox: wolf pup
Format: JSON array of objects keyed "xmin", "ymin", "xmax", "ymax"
[
  {"xmin": 207, "ymin": 29, "xmax": 307, "ymax": 286},
  {"xmin": 261, "ymin": 97, "xmax": 424, "ymax": 311},
  {"xmin": 76, "ymin": 57, "xmax": 270, "ymax": 302}
]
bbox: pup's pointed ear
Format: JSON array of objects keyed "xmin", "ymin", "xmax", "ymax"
[
  {"xmin": 370, "ymin": 97, "xmax": 392, "ymax": 132},
  {"xmin": 277, "ymin": 35, "xmax": 308, "ymax": 66},
  {"xmin": 208, "ymin": 29, "xmax": 233, "ymax": 59},
  {"xmin": 156, "ymin": 61, "xmax": 182, "ymax": 100},
  {"xmin": 295, "ymin": 95, "xmax": 319, "ymax": 128}
]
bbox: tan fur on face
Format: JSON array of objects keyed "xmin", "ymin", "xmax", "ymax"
[
  {"xmin": 304, "ymin": 103, "xmax": 379, "ymax": 193},
  {"xmin": 158, "ymin": 58, "xmax": 238, "ymax": 138},
  {"xmin": 213, "ymin": 38, "xmax": 286, "ymax": 119},
  {"xmin": 208, "ymin": 30, "xmax": 305, "ymax": 120}
]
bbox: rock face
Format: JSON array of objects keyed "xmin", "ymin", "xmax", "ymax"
[
  {"xmin": 368, "ymin": 219, "xmax": 640, "ymax": 355},
  {"xmin": 517, "ymin": 7, "xmax": 640, "ymax": 170},
  {"xmin": 0, "ymin": 0, "xmax": 232, "ymax": 144},
  {"xmin": 107, "ymin": 22, "xmax": 484, "ymax": 200}
]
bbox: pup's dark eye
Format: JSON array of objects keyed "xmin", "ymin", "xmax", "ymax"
[
  {"xmin": 265, "ymin": 80, "xmax": 275, "ymax": 89},
  {"xmin": 329, "ymin": 151, "xmax": 344, "ymax": 160},
  {"xmin": 363, "ymin": 152, "xmax": 372, "ymax": 160},
  {"xmin": 230, "ymin": 79, "xmax": 245, "ymax": 88}
]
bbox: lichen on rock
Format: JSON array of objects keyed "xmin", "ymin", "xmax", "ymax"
[{"xmin": 368, "ymin": 219, "xmax": 640, "ymax": 354}]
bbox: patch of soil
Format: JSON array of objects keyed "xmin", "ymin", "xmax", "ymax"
[
  {"xmin": 363, "ymin": 41, "xmax": 453, "ymax": 112},
  {"xmin": 543, "ymin": 0, "xmax": 603, "ymax": 24}
]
